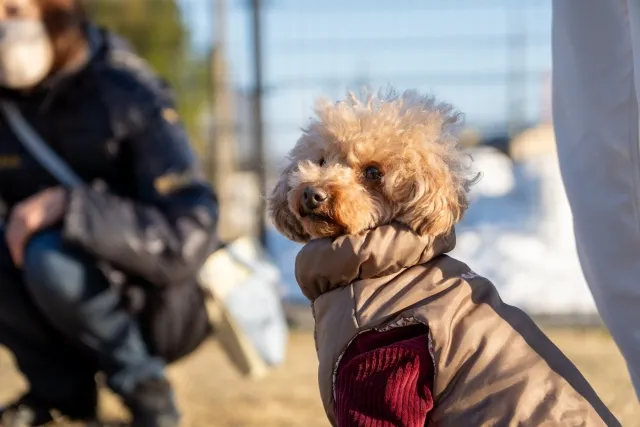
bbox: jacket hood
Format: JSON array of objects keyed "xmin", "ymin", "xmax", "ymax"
[{"xmin": 295, "ymin": 222, "xmax": 456, "ymax": 301}]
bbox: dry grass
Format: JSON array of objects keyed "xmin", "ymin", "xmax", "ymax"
[{"xmin": 0, "ymin": 328, "xmax": 637, "ymax": 427}]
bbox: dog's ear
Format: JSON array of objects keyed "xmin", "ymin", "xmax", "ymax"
[
  {"xmin": 268, "ymin": 162, "xmax": 311, "ymax": 243},
  {"xmin": 397, "ymin": 169, "xmax": 467, "ymax": 238}
]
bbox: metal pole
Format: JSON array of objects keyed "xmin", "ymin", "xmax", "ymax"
[
  {"xmin": 211, "ymin": 0, "xmax": 242, "ymax": 241},
  {"xmin": 250, "ymin": 0, "xmax": 267, "ymax": 246},
  {"xmin": 215, "ymin": 0, "xmax": 227, "ymax": 46},
  {"xmin": 506, "ymin": 3, "xmax": 527, "ymax": 138},
  {"xmin": 212, "ymin": 0, "xmax": 231, "ymax": 190}
]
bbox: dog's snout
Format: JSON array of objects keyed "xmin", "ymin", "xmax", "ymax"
[{"xmin": 303, "ymin": 186, "xmax": 328, "ymax": 210}]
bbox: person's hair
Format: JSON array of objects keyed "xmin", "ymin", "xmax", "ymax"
[{"xmin": 38, "ymin": 0, "xmax": 89, "ymax": 71}]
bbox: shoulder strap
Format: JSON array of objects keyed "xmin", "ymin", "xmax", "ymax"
[{"xmin": 1, "ymin": 101, "xmax": 84, "ymax": 187}]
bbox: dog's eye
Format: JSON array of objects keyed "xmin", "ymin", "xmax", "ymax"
[
  {"xmin": 364, "ymin": 165, "xmax": 383, "ymax": 181},
  {"xmin": 318, "ymin": 158, "xmax": 325, "ymax": 167}
]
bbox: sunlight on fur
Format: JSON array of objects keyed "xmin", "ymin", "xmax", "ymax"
[{"xmin": 269, "ymin": 88, "xmax": 478, "ymax": 242}]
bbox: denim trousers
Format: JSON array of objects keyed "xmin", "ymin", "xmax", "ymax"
[{"xmin": 0, "ymin": 227, "xmax": 164, "ymax": 403}]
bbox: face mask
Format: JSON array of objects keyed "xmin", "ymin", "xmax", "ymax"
[{"xmin": 0, "ymin": 19, "xmax": 54, "ymax": 89}]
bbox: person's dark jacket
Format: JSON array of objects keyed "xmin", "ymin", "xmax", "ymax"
[{"xmin": 0, "ymin": 27, "xmax": 217, "ymax": 362}]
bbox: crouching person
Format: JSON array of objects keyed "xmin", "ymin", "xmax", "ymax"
[{"xmin": 0, "ymin": 2, "xmax": 216, "ymax": 426}]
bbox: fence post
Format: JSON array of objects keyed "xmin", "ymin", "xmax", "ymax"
[
  {"xmin": 250, "ymin": 0, "xmax": 268, "ymax": 246},
  {"xmin": 211, "ymin": 0, "xmax": 242, "ymax": 242}
]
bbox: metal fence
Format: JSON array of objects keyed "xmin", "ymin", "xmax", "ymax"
[{"xmin": 221, "ymin": 0, "xmax": 551, "ymax": 165}]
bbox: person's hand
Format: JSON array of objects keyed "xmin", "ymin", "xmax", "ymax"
[{"xmin": 5, "ymin": 186, "xmax": 68, "ymax": 267}]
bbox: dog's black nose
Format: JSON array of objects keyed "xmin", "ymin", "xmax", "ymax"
[{"xmin": 303, "ymin": 186, "xmax": 328, "ymax": 210}]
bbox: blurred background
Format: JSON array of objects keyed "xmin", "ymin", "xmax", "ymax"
[
  {"xmin": 91, "ymin": 0, "xmax": 582, "ymax": 315},
  {"xmin": 89, "ymin": 0, "xmax": 589, "ymax": 319},
  {"xmin": 1, "ymin": 0, "xmax": 638, "ymax": 426}
]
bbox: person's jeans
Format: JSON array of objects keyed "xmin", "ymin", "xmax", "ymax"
[{"xmin": 0, "ymin": 226, "xmax": 165, "ymax": 402}]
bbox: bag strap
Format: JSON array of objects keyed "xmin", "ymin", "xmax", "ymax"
[
  {"xmin": 0, "ymin": 100, "xmax": 129, "ymax": 294},
  {"xmin": 1, "ymin": 101, "xmax": 84, "ymax": 187}
]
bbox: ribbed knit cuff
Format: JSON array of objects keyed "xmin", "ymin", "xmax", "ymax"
[{"xmin": 335, "ymin": 334, "xmax": 434, "ymax": 427}]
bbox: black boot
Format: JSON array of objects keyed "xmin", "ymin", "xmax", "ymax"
[
  {"xmin": 123, "ymin": 377, "xmax": 180, "ymax": 427},
  {"xmin": 0, "ymin": 388, "xmax": 98, "ymax": 427}
]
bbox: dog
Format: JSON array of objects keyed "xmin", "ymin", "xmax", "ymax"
[
  {"xmin": 269, "ymin": 89, "xmax": 619, "ymax": 427},
  {"xmin": 269, "ymin": 89, "xmax": 475, "ymax": 243}
]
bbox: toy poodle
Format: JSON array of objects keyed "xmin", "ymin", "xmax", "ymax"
[{"xmin": 269, "ymin": 89, "xmax": 474, "ymax": 242}]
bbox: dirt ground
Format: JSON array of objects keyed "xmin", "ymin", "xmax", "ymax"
[{"xmin": 0, "ymin": 328, "xmax": 637, "ymax": 427}]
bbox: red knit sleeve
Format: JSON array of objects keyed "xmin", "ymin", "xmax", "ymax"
[{"xmin": 334, "ymin": 325, "xmax": 434, "ymax": 427}]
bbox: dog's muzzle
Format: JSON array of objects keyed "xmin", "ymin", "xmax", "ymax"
[{"xmin": 302, "ymin": 186, "xmax": 328, "ymax": 212}]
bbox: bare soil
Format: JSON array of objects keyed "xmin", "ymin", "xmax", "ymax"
[{"xmin": 0, "ymin": 328, "xmax": 637, "ymax": 427}]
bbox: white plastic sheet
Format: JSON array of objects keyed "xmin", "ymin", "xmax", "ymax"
[{"xmin": 199, "ymin": 237, "xmax": 289, "ymax": 370}]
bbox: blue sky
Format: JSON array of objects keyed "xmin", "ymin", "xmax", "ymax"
[{"xmin": 180, "ymin": 0, "xmax": 552, "ymax": 157}]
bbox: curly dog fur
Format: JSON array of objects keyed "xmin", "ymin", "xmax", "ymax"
[{"xmin": 269, "ymin": 88, "xmax": 477, "ymax": 241}]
